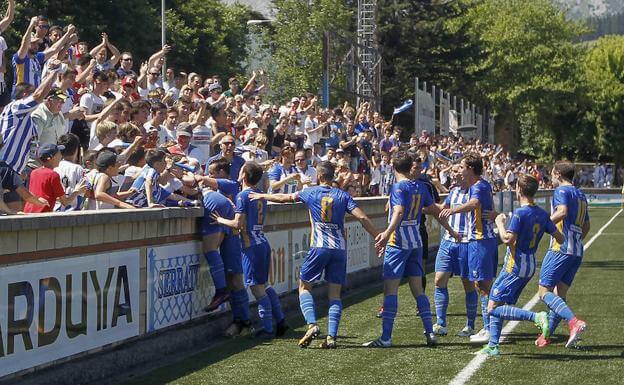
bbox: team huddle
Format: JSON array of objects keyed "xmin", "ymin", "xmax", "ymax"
[{"xmin": 198, "ymin": 150, "xmax": 589, "ymax": 354}]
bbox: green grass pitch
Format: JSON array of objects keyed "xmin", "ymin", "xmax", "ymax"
[{"xmin": 125, "ymin": 207, "xmax": 624, "ymax": 385}]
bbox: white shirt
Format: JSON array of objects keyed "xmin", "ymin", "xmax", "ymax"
[
  {"xmin": 0, "ymin": 37, "xmax": 7, "ymax": 89},
  {"xmin": 54, "ymin": 160, "xmax": 85, "ymax": 211},
  {"xmin": 304, "ymin": 117, "xmax": 321, "ymax": 149},
  {"xmin": 296, "ymin": 165, "xmax": 317, "ymax": 187},
  {"xmin": 81, "ymin": 92, "xmax": 105, "ymax": 149}
]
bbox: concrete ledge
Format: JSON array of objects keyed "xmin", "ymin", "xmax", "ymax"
[{"xmin": 0, "ymin": 207, "xmax": 203, "ymax": 232}]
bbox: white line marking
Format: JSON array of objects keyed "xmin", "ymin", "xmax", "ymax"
[{"xmin": 449, "ymin": 208, "xmax": 623, "ymax": 385}]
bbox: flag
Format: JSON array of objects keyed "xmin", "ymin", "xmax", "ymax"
[{"xmin": 393, "ymin": 99, "xmax": 413, "ymax": 115}]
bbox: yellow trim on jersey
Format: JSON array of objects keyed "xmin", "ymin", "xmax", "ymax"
[
  {"xmin": 388, "ymin": 228, "xmax": 397, "ymax": 247},
  {"xmin": 552, "ymin": 221, "xmax": 563, "ymax": 252},
  {"xmin": 475, "ymin": 205, "xmax": 483, "ymax": 240},
  {"xmin": 16, "ymin": 63, "xmax": 25, "ymax": 84},
  {"xmin": 505, "ymin": 244, "xmax": 516, "ymax": 273},
  {"xmin": 241, "ymin": 231, "xmax": 251, "ymax": 249}
]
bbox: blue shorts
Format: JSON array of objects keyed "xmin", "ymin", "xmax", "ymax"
[
  {"xmin": 242, "ymin": 242, "xmax": 271, "ymax": 286},
  {"xmin": 467, "ymin": 238, "xmax": 499, "ymax": 282},
  {"xmin": 490, "ymin": 271, "xmax": 532, "ymax": 305},
  {"xmin": 220, "ymin": 234, "xmax": 243, "ymax": 275},
  {"xmin": 199, "ymin": 215, "xmax": 224, "ymax": 236},
  {"xmin": 539, "ymin": 250, "xmax": 582, "ymax": 288},
  {"xmin": 435, "ymin": 239, "xmax": 469, "ymax": 278},
  {"xmin": 383, "ymin": 246, "xmax": 424, "ymax": 280},
  {"xmin": 300, "ymin": 247, "xmax": 347, "ymax": 285}
]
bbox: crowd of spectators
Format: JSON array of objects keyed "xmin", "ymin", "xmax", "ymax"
[{"xmin": 0, "ymin": 4, "xmax": 619, "ymax": 215}]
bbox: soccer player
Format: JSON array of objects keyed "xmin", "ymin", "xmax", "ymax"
[
  {"xmin": 476, "ymin": 174, "xmax": 564, "ymax": 356},
  {"xmin": 536, "ymin": 161, "xmax": 590, "ymax": 348},
  {"xmin": 200, "ymin": 183, "xmax": 251, "ymax": 338},
  {"xmin": 364, "ymin": 152, "xmax": 459, "ymax": 348},
  {"xmin": 250, "ymin": 161, "xmax": 379, "ymax": 349},
  {"xmin": 440, "ymin": 153, "xmax": 498, "ymax": 343},
  {"xmin": 433, "ymin": 164, "xmax": 479, "ymax": 337},
  {"xmin": 198, "ymin": 158, "xmax": 240, "ymax": 202},
  {"xmin": 213, "ymin": 162, "xmax": 288, "ymax": 338}
]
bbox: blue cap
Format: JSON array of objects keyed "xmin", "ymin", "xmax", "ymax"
[{"xmin": 38, "ymin": 143, "xmax": 65, "ymax": 159}]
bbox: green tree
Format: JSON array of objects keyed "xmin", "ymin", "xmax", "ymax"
[
  {"xmin": 163, "ymin": 0, "xmax": 252, "ymax": 76},
  {"xmin": 455, "ymin": 0, "xmax": 589, "ymax": 159},
  {"xmin": 584, "ymin": 35, "xmax": 624, "ymax": 183},
  {"xmin": 271, "ymin": 0, "xmax": 352, "ymax": 101},
  {"xmin": 0, "ymin": 0, "xmax": 251, "ymax": 80},
  {"xmin": 377, "ymin": 0, "xmax": 483, "ymax": 121}
]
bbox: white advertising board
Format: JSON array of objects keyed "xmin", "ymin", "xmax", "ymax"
[
  {"xmin": 147, "ymin": 242, "xmax": 213, "ymax": 332},
  {"xmin": 265, "ymin": 231, "xmax": 290, "ymax": 294},
  {"xmin": 0, "ymin": 250, "xmax": 140, "ymax": 378}
]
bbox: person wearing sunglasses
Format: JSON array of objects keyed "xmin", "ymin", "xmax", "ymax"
[
  {"xmin": 116, "ymin": 52, "xmax": 136, "ymax": 79},
  {"xmin": 294, "ymin": 149, "xmax": 317, "ymax": 189},
  {"xmin": 206, "ymin": 134, "xmax": 245, "ymax": 181}
]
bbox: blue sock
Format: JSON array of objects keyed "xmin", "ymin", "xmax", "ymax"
[
  {"xmin": 488, "ymin": 313, "xmax": 504, "ymax": 347},
  {"xmin": 416, "ymin": 294, "xmax": 433, "ymax": 334},
  {"xmin": 203, "ymin": 251, "xmax": 226, "ymax": 291},
  {"xmin": 231, "ymin": 289, "xmax": 250, "ymax": 322},
  {"xmin": 491, "ymin": 305, "xmax": 535, "ymax": 321},
  {"xmin": 257, "ymin": 295, "xmax": 273, "ymax": 333},
  {"xmin": 465, "ymin": 291, "xmax": 478, "ymax": 329},
  {"xmin": 542, "ymin": 292, "xmax": 575, "ymax": 321},
  {"xmin": 434, "ymin": 287, "xmax": 449, "ymax": 327},
  {"xmin": 328, "ymin": 299, "xmax": 343, "ymax": 338},
  {"xmin": 548, "ymin": 297, "xmax": 565, "ymax": 336},
  {"xmin": 480, "ymin": 295, "xmax": 490, "ymax": 331},
  {"xmin": 265, "ymin": 286, "xmax": 285, "ymax": 323},
  {"xmin": 381, "ymin": 295, "xmax": 398, "ymax": 341},
  {"xmin": 299, "ymin": 291, "xmax": 316, "ymax": 325}
]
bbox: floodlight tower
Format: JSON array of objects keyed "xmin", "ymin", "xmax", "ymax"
[{"xmin": 356, "ymin": 0, "xmax": 381, "ymax": 108}]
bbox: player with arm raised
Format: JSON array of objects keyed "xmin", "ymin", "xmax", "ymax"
[
  {"xmin": 250, "ymin": 161, "xmax": 379, "ymax": 349},
  {"xmin": 440, "ymin": 153, "xmax": 498, "ymax": 343},
  {"xmin": 213, "ymin": 162, "xmax": 287, "ymax": 338},
  {"xmin": 476, "ymin": 174, "xmax": 564, "ymax": 356},
  {"xmin": 363, "ymin": 152, "xmax": 459, "ymax": 348},
  {"xmin": 536, "ymin": 161, "xmax": 590, "ymax": 349}
]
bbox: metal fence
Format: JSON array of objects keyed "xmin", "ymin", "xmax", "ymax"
[{"xmin": 414, "ymin": 77, "xmax": 496, "ymax": 143}]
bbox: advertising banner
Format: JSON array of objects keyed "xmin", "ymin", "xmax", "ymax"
[
  {"xmin": 0, "ymin": 250, "xmax": 140, "ymax": 378},
  {"xmin": 345, "ymin": 222, "xmax": 372, "ymax": 273},
  {"xmin": 147, "ymin": 242, "xmax": 212, "ymax": 332},
  {"xmin": 265, "ymin": 231, "xmax": 290, "ymax": 294}
]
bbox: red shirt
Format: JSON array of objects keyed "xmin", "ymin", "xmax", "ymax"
[{"xmin": 23, "ymin": 167, "xmax": 65, "ymax": 213}]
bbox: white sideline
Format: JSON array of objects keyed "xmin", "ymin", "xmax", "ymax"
[{"xmin": 448, "ymin": 208, "xmax": 623, "ymax": 385}]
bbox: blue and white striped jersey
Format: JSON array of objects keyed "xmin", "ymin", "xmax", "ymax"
[
  {"xmin": 295, "ymin": 185, "xmax": 357, "ymax": 250},
  {"xmin": 387, "ymin": 179, "xmax": 434, "ymax": 250},
  {"xmin": 268, "ymin": 163, "xmax": 299, "ymax": 194},
  {"xmin": 549, "ymin": 185, "xmax": 589, "ymax": 257},
  {"xmin": 504, "ymin": 204, "xmax": 557, "ymax": 278},
  {"xmin": 235, "ymin": 187, "xmax": 268, "ymax": 248},
  {"xmin": 443, "ymin": 186, "xmax": 469, "ymax": 243},
  {"xmin": 466, "ymin": 179, "xmax": 497, "ymax": 241},
  {"xmin": 0, "ymin": 96, "xmax": 39, "ymax": 173}
]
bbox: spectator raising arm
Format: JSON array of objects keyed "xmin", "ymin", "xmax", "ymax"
[
  {"xmin": 103, "ymin": 33, "xmax": 121, "ymax": 67},
  {"xmin": 32, "ymin": 61, "xmax": 63, "ymax": 103},
  {"xmin": 16, "ymin": 16, "xmax": 38, "ymax": 61},
  {"xmin": 0, "ymin": 0, "xmax": 15, "ymax": 34},
  {"xmin": 147, "ymin": 44, "xmax": 171, "ymax": 68},
  {"xmin": 43, "ymin": 24, "xmax": 76, "ymax": 62}
]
